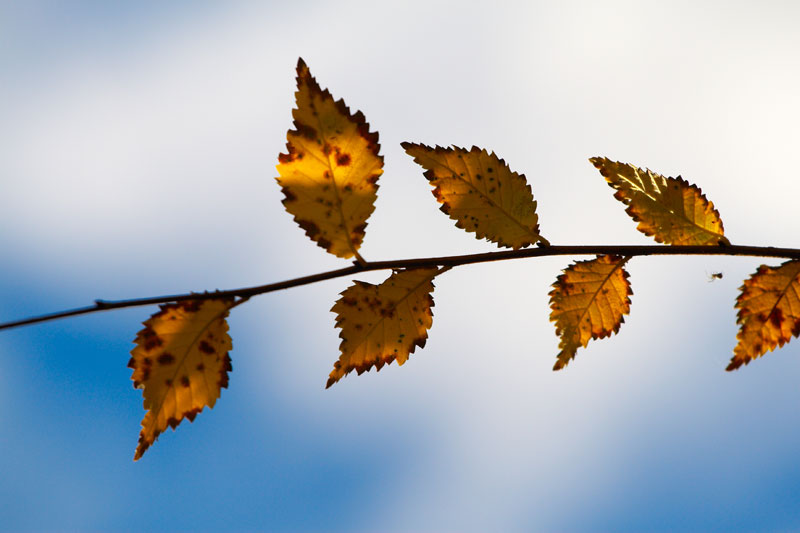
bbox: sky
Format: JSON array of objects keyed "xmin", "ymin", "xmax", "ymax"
[{"xmin": 2, "ymin": 0, "xmax": 800, "ymax": 531}]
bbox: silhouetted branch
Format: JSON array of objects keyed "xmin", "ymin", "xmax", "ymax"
[{"xmin": 3, "ymin": 243, "xmax": 797, "ymax": 331}]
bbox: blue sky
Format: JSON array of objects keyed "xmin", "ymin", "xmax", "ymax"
[{"xmin": 2, "ymin": 1, "xmax": 800, "ymax": 531}]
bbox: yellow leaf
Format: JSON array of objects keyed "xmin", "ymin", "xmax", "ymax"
[
  {"xmin": 591, "ymin": 157, "xmax": 729, "ymax": 246},
  {"xmin": 276, "ymin": 58, "xmax": 383, "ymax": 260},
  {"xmin": 402, "ymin": 143, "xmax": 545, "ymax": 249},
  {"xmin": 129, "ymin": 298, "xmax": 234, "ymax": 460},
  {"xmin": 549, "ymin": 255, "xmax": 632, "ymax": 370},
  {"xmin": 328, "ymin": 267, "xmax": 441, "ymax": 388},
  {"xmin": 728, "ymin": 259, "xmax": 800, "ymax": 371}
]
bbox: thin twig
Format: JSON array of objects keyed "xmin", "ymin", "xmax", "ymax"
[{"xmin": 2, "ymin": 243, "xmax": 798, "ymax": 331}]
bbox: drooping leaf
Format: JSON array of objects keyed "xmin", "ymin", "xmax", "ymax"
[
  {"xmin": 129, "ymin": 298, "xmax": 234, "ymax": 460},
  {"xmin": 402, "ymin": 143, "xmax": 546, "ymax": 249},
  {"xmin": 276, "ymin": 58, "xmax": 383, "ymax": 260},
  {"xmin": 728, "ymin": 259, "xmax": 800, "ymax": 371},
  {"xmin": 328, "ymin": 267, "xmax": 441, "ymax": 388},
  {"xmin": 591, "ymin": 157, "xmax": 729, "ymax": 246},
  {"xmin": 549, "ymin": 255, "xmax": 632, "ymax": 370}
]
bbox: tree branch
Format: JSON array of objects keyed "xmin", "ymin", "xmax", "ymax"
[{"xmin": 3, "ymin": 243, "xmax": 799, "ymax": 331}]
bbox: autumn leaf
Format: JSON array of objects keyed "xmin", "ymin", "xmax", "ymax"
[
  {"xmin": 129, "ymin": 298, "xmax": 234, "ymax": 460},
  {"xmin": 276, "ymin": 58, "xmax": 383, "ymax": 261},
  {"xmin": 591, "ymin": 157, "xmax": 729, "ymax": 246},
  {"xmin": 549, "ymin": 255, "xmax": 632, "ymax": 370},
  {"xmin": 402, "ymin": 143, "xmax": 546, "ymax": 249},
  {"xmin": 327, "ymin": 267, "xmax": 442, "ymax": 388},
  {"xmin": 728, "ymin": 259, "xmax": 800, "ymax": 371}
]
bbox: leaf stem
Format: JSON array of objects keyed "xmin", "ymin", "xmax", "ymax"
[
  {"xmin": 352, "ymin": 249, "xmax": 367, "ymax": 266},
  {"xmin": 4, "ymin": 243, "xmax": 800, "ymax": 331}
]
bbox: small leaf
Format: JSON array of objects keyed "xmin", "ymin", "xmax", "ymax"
[
  {"xmin": 549, "ymin": 255, "xmax": 632, "ymax": 370},
  {"xmin": 402, "ymin": 143, "xmax": 545, "ymax": 249},
  {"xmin": 591, "ymin": 157, "xmax": 729, "ymax": 246},
  {"xmin": 328, "ymin": 267, "xmax": 441, "ymax": 388},
  {"xmin": 129, "ymin": 298, "xmax": 234, "ymax": 460},
  {"xmin": 728, "ymin": 259, "xmax": 800, "ymax": 371},
  {"xmin": 276, "ymin": 58, "xmax": 383, "ymax": 260}
]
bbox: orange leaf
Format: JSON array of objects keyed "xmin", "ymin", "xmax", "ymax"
[
  {"xmin": 276, "ymin": 58, "xmax": 382, "ymax": 260},
  {"xmin": 549, "ymin": 255, "xmax": 632, "ymax": 370},
  {"xmin": 129, "ymin": 298, "xmax": 234, "ymax": 460},
  {"xmin": 402, "ymin": 143, "xmax": 545, "ymax": 249},
  {"xmin": 591, "ymin": 157, "xmax": 729, "ymax": 246},
  {"xmin": 728, "ymin": 259, "xmax": 800, "ymax": 370},
  {"xmin": 328, "ymin": 268, "xmax": 441, "ymax": 388}
]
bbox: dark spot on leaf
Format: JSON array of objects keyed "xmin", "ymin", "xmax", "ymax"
[
  {"xmin": 199, "ymin": 340, "xmax": 215, "ymax": 355},
  {"xmin": 157, "ymin": 353, "xmax": 175, "ymax": 365},
  {"xmin": 181, "ymin": 375, "xmax": 190, "ymax": 388},
  {"xmin": 336, "ymin": 153, "xmax": 351, "ymax": 166},
  {"xmin": 298, "ymin": 219, "xmax": 320, "ymax": 238},
  {"xmin": 218, "ymin": 354, "xmax": 232, "ymax": 388},
  {"xmin": 770, "ymin": 308, "xmax": 784, "ymax": 328},
  {"xmin": 141, "ymin": 328, "xmax": 163, "ymax": 351},
  {"xmin": 278, "ymin": 150, "xmax": 298, "ymax": 164},
  {"xmin": 281, "ymin": 187, "xmax": 297, "ymax": 202},
  {"xmin": 296, "ymin": 123, "xmax": 317, "ymax": 140},
  {"xmin": 181, "ymin": 301, "xmax": 201, "ymax": 313}
]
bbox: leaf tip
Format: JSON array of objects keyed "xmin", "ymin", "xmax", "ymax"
[
  {"xmin": 401, "ymin": 141, "xmax": 425, "ymax": 156},
  {"xmin": 133, "ymin": 432, "xmax": 151, "ymax": 461},
  {"xmin": 588, "ymin": 156, "xmax": 605, "ymax": 168}
]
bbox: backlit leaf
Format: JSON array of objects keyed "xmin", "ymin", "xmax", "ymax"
[
  {"xmin": 328, "ymin": 267, "xmax": 441, "ymax": 388},
  {"xmin": 129, "ymin": 298, "xmax": 234, "ymax": 460},
  {"xmin": 549, "ymin": 255, "xmax": 632, "ymax": 370},
  {"xmin": 402, "ymin": 143, "xmax": 545, "ymax": 249},
  {"xmin": 276, "ymin": 58, "xmax": 383, "ymax": 260},
  {"xmin": 728, "ymin": 259, "xmax": 800, "ymax": 370},
  {"xmin": 591, "ymin": 157, "xmax": 729, "ymax": 246}
]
